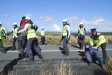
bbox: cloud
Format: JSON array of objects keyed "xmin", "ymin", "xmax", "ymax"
[
  {"xmin": 81, "ymin": 17, "xmax": 112, "ymax": 26},
  {"xmin": 64, "ymin": 16, "xmax": 112, "ymax": 26},
  {"xmin": 24, "ymin": 13, "xmax": 33, "ymax": 17},
  {"xmin": 39, "ymin": 16, "xmax": 53, "ymax": 22},
  {"xmin": 53, "ymin": 24, "xmax": 61, "ymax": 31},
  {"xmin": 66, "ymin": 16, "xmax": 78, "ymax": 24}
]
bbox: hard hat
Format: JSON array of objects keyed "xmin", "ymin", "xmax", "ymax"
[
  {"xmin": 63, "ymin": 19, "xmax": 67, "ymax": 22},
  {"xmin": 80, "ymin": 22, "xmax": 83, "ymax": 25},
  {"xmin": 42, "ymin": 27, "xmax": 44, "ymax": 29},
  {"xmin": 25, "ymin": 16, "xmax": 31, "ymax": 20},
  {"xmin": 13, "ymin": 22, "xmax": 17, "ymax": 25},
  {"xmin": 0, "ymin": 22, "xmax": 1, "ymax": 24}
]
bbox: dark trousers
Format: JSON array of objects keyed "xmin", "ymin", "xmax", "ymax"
[
  {"xmin": 78, "ymin": 38, "xmax": 84, "ymax": 49},
  {"xmin": 85, "ymin": 50, "xmax": 103, "ymax": 64},
  {"xmin": 78, "ymin": 35, "xmax": 85, "ymax": 49},
  {"xmin": 18, "ymin": 36, "xmax": 27, "ymax": 57},
  {"xmin": 26, "ymin": 38, "xmax": 42, "ymax": 59},
  {"xmin": 12, "ymin": 37, "xmax": 17, "ymax": 50},
  {"xmin": 63, "ymin": 36, "xmax": 69, "ymax": 56},
  {"xmin": 100, "ymin": 43, "xmax": 107, "ymax": 61},
  {"xmin": 40, "ymin": 36, "xmax": 46, "ymax": 44},
  {"xmin": 0, "ymin": 39, "xmax": 4, "ymax": 52},
  {"xmin": 21, "ymin": 36, "xmax": 27, "ymax": 50}
]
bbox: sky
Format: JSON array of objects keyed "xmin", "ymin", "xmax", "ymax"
[{"xmin": 0, "ymin": 0, "xmax": 112, "ymax": 32}]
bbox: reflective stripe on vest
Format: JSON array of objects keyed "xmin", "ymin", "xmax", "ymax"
[
  {"xmin": 13, "ymin": 28, "xmax": 18, "ymax": 38},
  {"xmin": 62, "ymin": 26, "xmax": 67, "ymax": 36},
  {"xmin": 27, "ymin": 24, "xmax": 36, "ymax": 39},
  {"xmin": 78, "ymin": 28, "xmax": 84, "ymax": 35}
]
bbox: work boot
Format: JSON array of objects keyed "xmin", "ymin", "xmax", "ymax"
[
  {"xmin": 38, "ymin": 54, "xmax": 43, "ymax": 59},
  {"xmin": 18, "ymin": 54, "xmax": 24, "ymax": 60}
]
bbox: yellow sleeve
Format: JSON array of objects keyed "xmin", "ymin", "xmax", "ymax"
[{"xmin": 90, "ymin": 37, "xmax": 94, "ymax": 46}]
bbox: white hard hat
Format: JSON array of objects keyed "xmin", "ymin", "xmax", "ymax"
[
  {"xmin": 0, "ymin": 22, "xmax": 2, "ymax": 24},
  {"xmin": 42, "ymin": 27, "xmax": 44, "ymax": 29},
  {"xmin": 25, "ymin": 16, "xmax": 31, "ymax": 20},
  {"xmin": 13, "ymin": 22, "xmax": 17, "ymax": 25},
  {"xmin": 63, "ymin": 19, "xmax": 67, "ymax": 22},
  {"xmin": 80, "ymin": 22, "xmax": 83, "ymax": 25}
]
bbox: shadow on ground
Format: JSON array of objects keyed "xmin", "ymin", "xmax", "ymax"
[
  {"xmin": 71, "ymin": 44, "xmax": 80, "ymax": 49},
  {"xmin": 2, "ymin": 58, "xmax": 19, "ymax": 75},
  {"xmin": 5, "ymin": 46, "xmax": 12, "ymax": 52},
  {"xmin": 58, "ymin": 47, "xmax": 66, "ymax": 55}
]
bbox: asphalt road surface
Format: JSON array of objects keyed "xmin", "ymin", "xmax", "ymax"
[{"xmin": 0, "ymin": 44, "xmax": 112, "ymax": 75}]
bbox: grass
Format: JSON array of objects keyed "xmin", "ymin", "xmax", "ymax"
[
  {"xmin": 105, "ymin": 57, "xmax": 112, "ymax": 75},
  {"xmin": 5, "ymin": 34, "xmax": 112, "ymax": 45},
  {"xmin": 39, "ymin": 61, "xmax": 74, "ymax": 75}
]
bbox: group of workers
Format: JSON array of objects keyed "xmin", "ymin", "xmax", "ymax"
[
  {"xmin": 0, "ymin": 17, "xmax": 108, "ymax": 68},
  {"xmin": 62, "ymin": 19, "xmax": 107, "ymax": 68}
]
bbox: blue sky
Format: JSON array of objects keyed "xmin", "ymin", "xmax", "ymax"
[{"xmin": 0, "ymin": 0, "xmax": 112, "ymax": 32}]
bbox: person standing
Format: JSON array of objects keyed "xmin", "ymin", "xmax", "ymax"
[
  {"xmin": 90, "ymin": 28, "xmax": 107, "ymax": 62},
  {"xmin": 12, "ymin": 22, "xmax": 18, "ymax": 50},
  {"xmin": 0, "ymin": 22, "xmax": 7, "ymax": 53},
  {"xmin": 18, "ymin": 16, "xmax": 27, "ymax": 59},
  {"xmin": 77, "ymin": 22, "xmax": 86, "ymax": 50},
  {"xmin": 18, "ymin": 16, "xmax": 43, "ymax": 61},
  {"xmin": 62, "ymin": 19, "xmax": 70, "ymax": 56},
  {"xmin": 40, "ymin": 27, "xmax": 47, "ymax": 45}
]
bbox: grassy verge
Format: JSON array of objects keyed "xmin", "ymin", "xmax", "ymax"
[
  {"xmin": 105, "ymin": 57, "xmax": 112, "ymax": 75},
  {"xmin": 6, "ymin": 35, "xmax": 112, "ymax": 45},
  {"xmin": 40, "ymin": 61, "xmax": 73, "ymax": 75}
]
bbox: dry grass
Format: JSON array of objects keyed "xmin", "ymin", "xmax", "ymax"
[
  {"xmin": 6, "ymin": 34, "xmax": 112, "ymax": 45},
  {"xmin": 39, "ymin": 61, "xmax": 73, "ymax": 75},
  {"xmin": 105, "ymin": 57, "xmax": 112, "ymax": 75}
]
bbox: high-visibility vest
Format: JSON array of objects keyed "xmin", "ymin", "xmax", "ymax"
[
  {"xmin": 27, "ymin": 24, "xmax": 36, "ymax": 39},
  {"xmin": 13, "ymin": 28, "xmax": 18, "ymax": 38},
  {"xmin": 0, "ymin": 26, "xmax": 7, "ymax": 39},
  {"xmin": 78, "ymin": 28, "xmax": 85, "ymax": 35},
  {"xmin": 62, "ymin": 26, "xmax": 67, "ymax": 36},
  {"xmin": 41, "ymin": 30, "xmax": 45, "ymax": 36},
  {"xmin": 90, "ymin": 33, "xmax": 106, "ymax": 46}
]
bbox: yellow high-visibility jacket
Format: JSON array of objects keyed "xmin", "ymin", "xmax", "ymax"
[{"xmin": 90, "ymin": 33, "xmax": 106, "ymax": 46}]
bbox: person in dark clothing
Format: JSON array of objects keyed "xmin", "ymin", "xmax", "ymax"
[
  {"xmin": 18, "ymin": 16, "xmax": 27, "ymax": 59},
  {"xmin": 85, "ymin": 42, "xmax": 104, "ymax": 68}
]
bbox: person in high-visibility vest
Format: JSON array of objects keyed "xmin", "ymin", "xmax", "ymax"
[
  {"xmin": 40, "ymin": 27, "xmax": 47, "ymax": 44},
  {"xmin": 18, "ymin": 16, "xmax": 43, "ymax": 62},
  {"xmin": 77, "ymin": 22, "xmax": 86, "ymax": 50},
  {"xmin": 0, "ymin": 22, "xmax": 7, "ymax": 53},
  {"xmin": 61, "ymin": 19, "xmax": 70, "ymax": 56},
  {"xmin": 90, "ymin": 28, "xmax": 107, "ymax": 62},
  {"xmin": 12, "ymin": 22, "xmax": 18, "ymax": 50}
]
